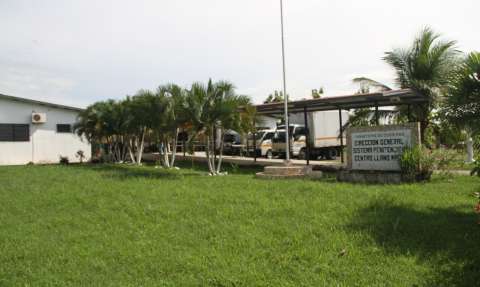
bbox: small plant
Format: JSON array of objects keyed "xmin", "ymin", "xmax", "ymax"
[
  {"xmin": 75, "ymin": 150, "xmax": 86, "ymax": 163},
  {"xmin": 230, "ymin": 163, "xmax": 240, "ymax": 174},
  {"xmin": 399, "ymin": 146, "xmax": 420, "ymax": 181},
  {"xmin": 59, "ymin": 156, "xmax": 69, "ymax": 165},
  {"xmin": 399, "ymin": 145, "xmax": 434, "ymax": 182}
]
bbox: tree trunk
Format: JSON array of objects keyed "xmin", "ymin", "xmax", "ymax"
[
  {"xmin": 216, "ymin": 128, "xmax": 225, "ymax": 174},
  {"xmin": 163, "ymin": 141, "xmax": 170, "ymax": 168},
  {"xmin": 420, "ymin": 120, "xmax": 429, "ymax": 146},
  {"xmin": 170, "ymin": 128, "xmax": 179, "ymax": 167},
  {"xmin": 211, "ymin": 129, "xmax": 217, "ymax": 174},
  {"xmin": 419, "ymin": 103, "xmax": 430, "ymax": 147},
  {"xmin": 121, "ymin": 139, "xmax": 128, "ymax": 163},
  {"xmin": 205, "ymin": 134, "xmax": 215, "ymax": 174},
  {"xmin": 136, "ymin": 127, "xmax": 146, "ymax": 165},
  {"xmin": 115, "ymin": 143, "xmax": 122, "ymax": 163},
  {"xmin": 128, "ymin": 138, "xmax": 136, "ymax": 163}
]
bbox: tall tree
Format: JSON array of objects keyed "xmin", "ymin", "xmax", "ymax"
[
  {"xmin": 383, "ymin": 27, "xmax": 459, "ymax": 140},
  {"xmin": 443, "ymin": 52, "xmax": 480, "ymax": 135},
  {"xmin": 123, "ymin": 90, "xmax": 163, "ymax": 165},
  {"xmin": 156, "ymin": 84, "xmax": 188, "ymax": 168},
  {"xmin": 347, "ymin": 27, "xmax": 460, "ymax": 141},
  {"xmin": 186, "ymin": 79, "xmax": 251, "ymax": 175},
  {"xmin": 75, "ymin": 100, "xmax": 130, "ymax": 163}
]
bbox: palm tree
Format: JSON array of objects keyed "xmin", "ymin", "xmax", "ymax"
[
  {"xmin": 185, "ymin": 79, "xmax": 250, "ymax": 175},
  {"xmin": 384, "ymin": 27, "xmax": 459, "ymax": 140},
  {"xmin": 444, "ymin": 51, "xmax": 480, "ymax": 160},
  {"xmin": 156, "ymin": 84, "xmax": 188, "ymax": 168},
  {"xmin": 75, "ymin": 100, "xmax": 130, "ymax": 163},
  {"xmin": 123, "ymin": 90, "xmax": 163, "ymax": 165},
  {"xmin": 348, "ymin": 27, "xmax": 460, "ymax": 141},
  {"xmin": 444, "ymin": 52, "xmax": 480, "ymax": 134}
]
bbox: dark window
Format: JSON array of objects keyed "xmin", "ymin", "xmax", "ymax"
[
  {"xmin": 264, "ymin": 132, "xmax": 275, "ymax": 140},
  {"xmin": 0, "ymin": 124, "xmax": 29, "ymax": 141},
  {"xmin": 57, "ymin": 124, "xmax": 72, "ymax": 133},
  {"xmin": 294, "ymin": 127, "xmax": 306, "ymax": 136},
  {"xmin": 273, "ymin": 131, "xmax": 286, "ymax": 143}
]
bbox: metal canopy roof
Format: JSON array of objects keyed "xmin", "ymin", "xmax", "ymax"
[
  {"xmin": 254, "ymin": 89, "xmax": 427, "ymax": 115},
  {"xmin": 0, "ymin": 93, "xmax": 84, "ymax": 112}
]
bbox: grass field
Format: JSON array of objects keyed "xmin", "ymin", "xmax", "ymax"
[{"xmin": 0, "ymin": 163, "xmax": 479, "ymax": 286}]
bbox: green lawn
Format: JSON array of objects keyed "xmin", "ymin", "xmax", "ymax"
[{"xmin": 0, "ymin": 164, "xmax": 479, "ymax": 286}]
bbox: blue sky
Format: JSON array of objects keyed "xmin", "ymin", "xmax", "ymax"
[{"xmin": 0, "ymin": 0, "xmax": 478, "ymax": 107}]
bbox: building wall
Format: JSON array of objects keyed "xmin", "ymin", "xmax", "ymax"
[{"xmin": 0, "ymin": 98, "xmax": 91, "ymax": 165}]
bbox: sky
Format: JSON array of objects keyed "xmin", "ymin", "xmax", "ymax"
[{"xmin": 0, "ymin": 0, "xmax": 478, "ymax": 108}]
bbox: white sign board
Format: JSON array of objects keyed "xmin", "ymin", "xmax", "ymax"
[{"xmin": 351, "ymin": 129, "xmax": 412, "ymax": 171}]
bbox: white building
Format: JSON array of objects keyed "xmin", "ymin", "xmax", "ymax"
[{"xmin": 0, "ymin": 94, "xmax": 91, "ymax": 165}]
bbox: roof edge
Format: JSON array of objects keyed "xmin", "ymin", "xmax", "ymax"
[{"xmin": 0, "ymin": 93, "xmax": 84, "ymax": 112}]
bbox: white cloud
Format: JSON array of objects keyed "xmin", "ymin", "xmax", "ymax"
[
  {"xmin": 0, "ymin": 62, "xmax": 77, "ymax": 106},
  {"xmin": 0, "ymin": 0, "xmax": 478, "ymax": 106}
]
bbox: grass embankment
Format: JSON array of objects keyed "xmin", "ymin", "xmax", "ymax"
[{"xmin": 0, "ymin": 163, "xmax": 479, "ymax": 286}]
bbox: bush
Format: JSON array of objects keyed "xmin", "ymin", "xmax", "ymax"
[
  {"xmin": 59, "ymin": 156, "xmax": 69, "ymax": 165},
  {"xmin": 399, "ymin": 145, "xmax": 434, "ymax": 182},
  {"xmin": 432, "ymin": 148, "xmax": 458, "ymax": 175}
]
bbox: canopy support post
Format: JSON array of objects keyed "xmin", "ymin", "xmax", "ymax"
[
  {"xmin": 182, "ymin": 129, "xmax": 186, "ymax": 157},
  {"xmin": 253, "ymin": 118, "xmax": 257, "ymax": 163},
  {"xmin": 303, "ymin": 106, "xmax": 310, "ymax": 165},
  {"xmin": 339, "ymin": 108, "xmax": 344, "ymax": 164}
]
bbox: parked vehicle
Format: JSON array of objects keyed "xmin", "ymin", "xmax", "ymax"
[
  {"xmin": 272, "ymin": 110, "xmax": 348, "ymax": 160},
  {"xmin": 271, "ymin": 125, "xmax": 306, "ymax": 158},
  {"xmin": 247, "ymin": 129, "xmax": 276, "ymax": 158},
  {"xmin": 222, "ymin": 130, "xmax": 243, "ymax": 155}
]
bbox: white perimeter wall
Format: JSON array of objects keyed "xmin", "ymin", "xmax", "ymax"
[{"xmin": 0, "ymin": 98, "xmax": 91, "ymax": 165}]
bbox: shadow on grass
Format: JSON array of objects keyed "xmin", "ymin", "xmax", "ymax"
[
  {"xmin": 347, "ymin": 200, "xmax": 480, "ymax": 286},
  {"xmin": 76, "ymin": 160, "xmax": 263, "ymax": 180},
  {"xmin": 78, "ymin": 164, "xmax": 199, "ymax": 180},
  {"xmin": 174, "ymin": 160, "xmax": 264, "ymax": 175}
]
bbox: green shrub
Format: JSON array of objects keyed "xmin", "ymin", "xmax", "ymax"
[
  {"xmin": 431, "ymin": 148, "xmax": 459, "ymax": 175},
  {"xmin": 399, "ymin": 145, "xmax": 434, "ymax": 181},
  {"xmin": 399, "ymin": 146, "xmax": 419, "ymax": 180}
]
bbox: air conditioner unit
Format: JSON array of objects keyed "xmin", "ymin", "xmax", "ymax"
[{"xmin": 32, "ymin": 113, "xmax": 47, "ymax": 124}]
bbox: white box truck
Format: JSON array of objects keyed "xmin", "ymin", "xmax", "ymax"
[{"xmin": 272, "ymin": 110, "xmax": 349, "ymax": 160}]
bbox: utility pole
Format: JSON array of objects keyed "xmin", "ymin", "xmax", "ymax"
[{"xmin": 279, "ymin": 0, "xmax": 290, "ymax": 164}]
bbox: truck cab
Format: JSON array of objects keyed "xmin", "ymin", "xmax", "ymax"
[
  {"xmin": 271, "ymin": 124, "xmax": 307, "ymax": 158},
  {"xmin": 247, "ymin": 129, "xmax": 276, "ymax": 158}
]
